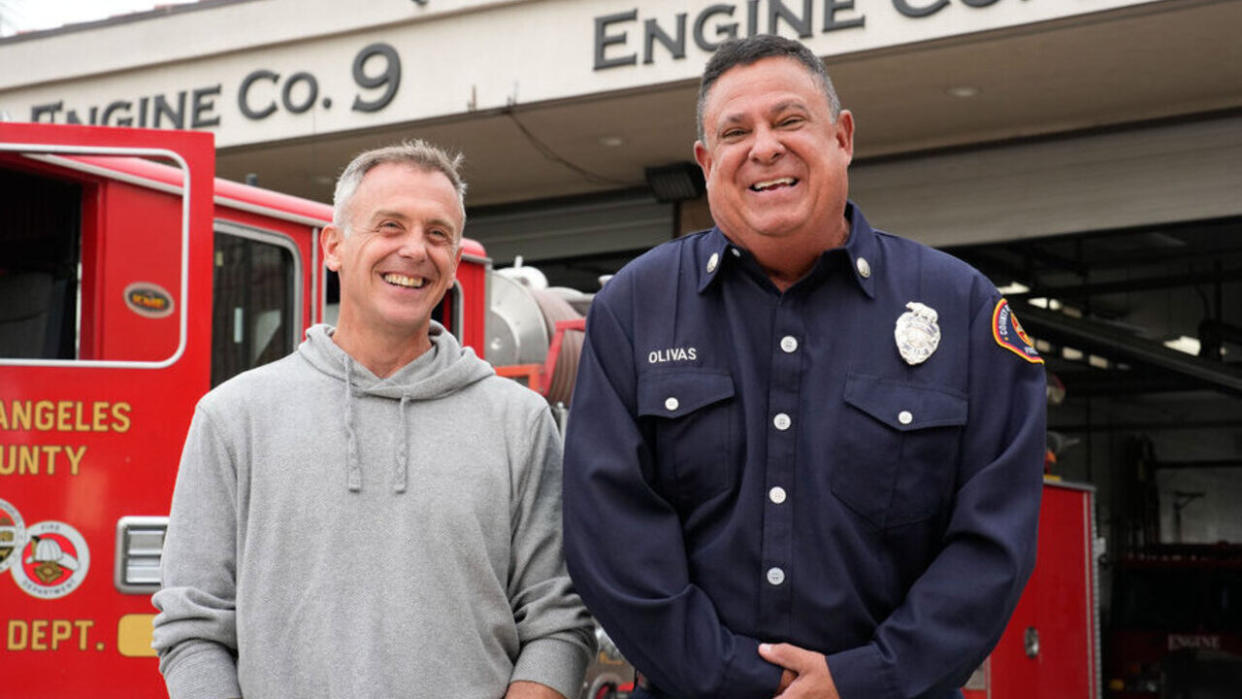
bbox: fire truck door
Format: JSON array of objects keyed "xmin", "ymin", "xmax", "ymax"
[{"xmin": 0, "ymin": 123, "xmax": 214, "ymax": 698}]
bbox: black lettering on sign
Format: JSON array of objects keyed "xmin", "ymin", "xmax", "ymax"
[
  {"xmin": 769, "ymin": 0, "xmax": 813, "ymax": 38},
  {"xmin": 644, "ymin": 14, "xmax": 687, "ymax": 65},
  {"xmin": 594, "ymin": 10, "xmax": 639, "ymax": 70},
  {"xmin": 824, "ymin": 0, "xmax": 865, "ymax": 31},
  {"xmin": 153, "ymin": 92, "xmax": 187, "ymax": 129},
  {"xmin": 282, "ymin": 72, "xmax": 319, "ymax": 114},
  {"xmin": 102, "ymin": 101, "xmax": 133, "ymax": 127},
  {"xmin": 239, "ymin": 70, "xmax": 279, "ymax": 120},
  {"xmin": 65, "ymin": 107, "xmax": 99, "ymax": 125},
  {"xmin": 191, "ymin": 85, "xmax": 222, "ymax": 128},
  {"xmin": 351, "ymin": 43, "xmax": 401, "ymax": 113},
  {"xmin": 892, "ymin": 0, "xmax": 950, "ymax": 18},
  {"xmin": 31, "ymin": 102, "xmax": 63, "ymax": 123},
  {"xmin": 693, "ymin": 5, "xmax": 739, "ymax": 52}
]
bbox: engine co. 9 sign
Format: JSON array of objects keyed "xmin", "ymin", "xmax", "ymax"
[
  {"xmin": 27, "ymin": 42, "xmax": 402, "ymax": 130},
  {"xmin": 237, "ymin": 43, "xmax": 400, "ymax": 119}
]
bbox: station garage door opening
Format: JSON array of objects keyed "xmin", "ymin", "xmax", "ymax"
[{"xmin": 946, "ymin": 214, "xmax": 1242, "ymax": 697}]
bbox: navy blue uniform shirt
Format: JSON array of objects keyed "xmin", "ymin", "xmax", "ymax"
[{"xmin": 563, "ymin": 204, "xmax": 1046, "ymax": 699}]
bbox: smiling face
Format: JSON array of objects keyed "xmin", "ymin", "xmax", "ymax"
[
  {"xmin": 323, "ymin": 162, "xmax": 463, "ymax": 354},
  {"xmin": 694, "ymin": 56, "xmax": 854, "ymax": 255}
]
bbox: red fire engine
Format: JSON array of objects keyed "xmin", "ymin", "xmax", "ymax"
[
  {"xmin": 1, "ymin": 123, "xmax": 1099, "ymax": 698},
  {"xmin": 964, "ymin": 480, "xmax": 1101, "ymax": 699},
  {"xmin": 1104, "ymin": 544, "xmax": 1242, "ymax": 697}
]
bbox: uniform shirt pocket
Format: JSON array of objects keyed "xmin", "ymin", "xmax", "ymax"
[
  {"xmin": 638, "ymin": 369, "xmax": 737, "ymax": 505},
  {"xmin": 833, "ymin": 372, "xmax": 968, "ymax": 529}
]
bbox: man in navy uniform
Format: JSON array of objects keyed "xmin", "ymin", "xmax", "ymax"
[{"xmin": 563, "ymin": 35, "xmax": 1046, "ymax": 699}]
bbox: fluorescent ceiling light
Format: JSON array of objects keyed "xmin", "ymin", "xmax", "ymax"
[{"xmin": 1163, "ymin": 335, "xmax": 1201, "ymax": 356}]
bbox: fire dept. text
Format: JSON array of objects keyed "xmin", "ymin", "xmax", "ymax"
[{"xmin": 6, "ymin": 619, "xmax": 97, "ymax": 652}]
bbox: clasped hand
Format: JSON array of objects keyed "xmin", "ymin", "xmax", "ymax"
[{"xmin": 759, "ymin": 643, "xmax": 840, "ymax": 699}]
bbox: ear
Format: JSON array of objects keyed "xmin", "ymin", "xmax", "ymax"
[
  {"xmin": 322, "ymin": 224, "xmax": 345, "ymax": 273},
  {"xmin": 693, "ymin": 140, "xmax": 713, "ymax": 184},
  {"xmin": 834, "ymin": 110, "xmax": 855, "ymax": 165}
]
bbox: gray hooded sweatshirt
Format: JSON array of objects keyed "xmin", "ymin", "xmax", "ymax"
[{"xmin": 153, "ymin": 323, "xmax": 594, "ymax": 698}]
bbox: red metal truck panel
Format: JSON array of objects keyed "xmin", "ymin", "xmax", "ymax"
[
  {"xmin": 1, "ymin": 123, "xmax": 217, "ymax": 696},
  {"xmin": 965, "ymin": 480, "xmax": 1100, "ymax": 699}
]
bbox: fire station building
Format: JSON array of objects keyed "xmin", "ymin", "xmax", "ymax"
[{"xmin": 3, "ymin": 0, "xmax": 1242, "ymax": 688}]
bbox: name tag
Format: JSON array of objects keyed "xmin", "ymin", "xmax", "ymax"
[{"xmin": 648, "ymin": 347, "xmax": 697, "ymax": 364}]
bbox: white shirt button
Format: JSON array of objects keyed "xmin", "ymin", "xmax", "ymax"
[
  {"xmin": 706, "ymin": 252, "xmax": 719, "ymax": 273},
  {"xmin": 766, "ymin": 567, "xmax": 786, "ymax": 586},
  {"xmin": 856, "ymin": 257, "xmax": 872, "ymax": 278},
  {"xmin": 780, "ymin": 336, "xmax": 799, "ymax": 353},
  {"xmin": 773, "ymin": 413, "xmax": 791, "ymax": 431},
  {"xmin": 769, "ymin": 486, "xmax": 787, "ymax": 504},
  {"xmin": 665, "ymin": 397, "xmax": 680, "ymax": 412},
  {"xmin": 898, "ymin": 410, "xmax": 913, "ymax": 425},
  {"xmin": 730, "ymin": 247, "xmax": 742, "ymax": 257}
]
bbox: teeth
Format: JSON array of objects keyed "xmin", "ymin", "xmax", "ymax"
[
  {"xmin": 751, "ymin": 177, "xmax": 796, "ymax": 191},
  {"xmin": 383, "ymin": 273, "xmax": 426, "ymax": 288}
]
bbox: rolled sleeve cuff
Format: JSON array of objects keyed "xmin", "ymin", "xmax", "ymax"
[
  {"xmin": 511, "ymin": 637, "xmax": 591, "ymax": 699},
  {"xmin": 161, "ymin": 645, "xmax": 242, "ymax": 699},
  {"xmin": 826, "ymin": 644, "xmax": 897, "ymax": 699}
]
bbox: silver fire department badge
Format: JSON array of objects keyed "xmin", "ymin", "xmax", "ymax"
[{"xmin": 894, "ymin": 301, "xmax": 941, "ymax": 365}]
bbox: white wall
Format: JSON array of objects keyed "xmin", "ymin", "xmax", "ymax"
[{"xmin": 0, "ymin": 0, "xmax": 1163, "ymax": 148}]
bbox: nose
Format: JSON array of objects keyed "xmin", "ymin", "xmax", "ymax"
[
  {"xmin": 397, "ymin": 229, "xmax": 430, "ymax": 261},
  {"xmin": 749, "ymin": 124, "xmax": 785, "ymax": 164}
]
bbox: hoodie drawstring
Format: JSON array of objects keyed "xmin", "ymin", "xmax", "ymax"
[
  {"xmin": 345, "ymin": 357, "xmax": 410, "ymax": 495},
  {"xmin": 344, "ymin": 358, "xmax": 362, "ymax": 492},
  {"xmin": 393, "ymin": 395, "xmax": 410, "ymax": 494},
  {"xmin": 305, "ymin": 323, "xmax": 490, "ymax": 495}
]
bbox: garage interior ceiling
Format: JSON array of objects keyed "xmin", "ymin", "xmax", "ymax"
[{"xmin": 948, "ymin": 216, "xmax": 1242, "ymax": 404}]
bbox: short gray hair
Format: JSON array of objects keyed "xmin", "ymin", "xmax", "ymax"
[
  {"xmin": 696, "ymin": 35, "xmax": 841, "ymax": 143},
  {"xmin": 332, "ymin": 139, "xmax": 467, "ymax": 236}
]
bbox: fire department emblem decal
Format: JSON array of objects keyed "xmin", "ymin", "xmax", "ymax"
[
  {"xmin": 0, "ymin": 498, "xmax": 27, "ymax": 575},
  {"xmin": 992, "ymin": 299, "xmax": 1044, "ymax": 364},
  {"xmin": 894, "ymin": 301, "xmax": 940, "ymax": 366},
  {"xmin": 12, "ymin": 520, "xmax": 90, "ymax": 599}
]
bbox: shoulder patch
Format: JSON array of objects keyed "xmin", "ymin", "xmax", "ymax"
[{"xmin": 992, "ymin": 299, "xmax": 1044, "ymax": 364}]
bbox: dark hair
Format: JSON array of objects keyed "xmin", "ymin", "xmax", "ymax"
[{"xmin": 696, "ymin": 35, "xmax": 841, "ymax": 142}]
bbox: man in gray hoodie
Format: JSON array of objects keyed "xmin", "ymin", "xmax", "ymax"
[{"xmin": 152, "ymin": 141, "xmax": 595, "ymax": 698}]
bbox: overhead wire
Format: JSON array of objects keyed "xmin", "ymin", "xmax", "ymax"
[{"xmin": 502, "ymin": 107, "xmax": 633, "ymax": 187}]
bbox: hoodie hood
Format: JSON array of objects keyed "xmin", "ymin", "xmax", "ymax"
[
  {"xmin": 298, "ymin": 322, "xmax": 495, "ymax": 493},
  {"xmin": 299, "ymin": 322, "xmax": 493, "ymax": 399}
]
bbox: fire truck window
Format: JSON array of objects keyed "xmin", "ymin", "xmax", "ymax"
[
  {"xmin": 212, "ymin": 232, "xmax": 296, "ymax": 387},
  {"xmin": 1115, "ymin": 565, "xmax": 1242, "ymax": 632},
  {"xmin": 0, "ymin": 167, "xmax": 81, "ymax": 359},
  {"xmin": 1116, "ymin": 569, "xmax": 1200, "ymax": 630}
]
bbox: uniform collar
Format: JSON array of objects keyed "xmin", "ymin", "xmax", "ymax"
[
  {"xmin": 695, "ymin": 228, "xmax": 737, "ymax": 293},
  {"xmin": 841, "ymin": 202, "xmax": 878, "ymax": 299},
  {"xmin": 696, "ymin": 201, "xmax": 878, "ymax": 298}
]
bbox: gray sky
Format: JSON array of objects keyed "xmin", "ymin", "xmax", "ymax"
[{"xmin": 0, "ymin": 0, "xmax": 198, "ymax": 37}]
